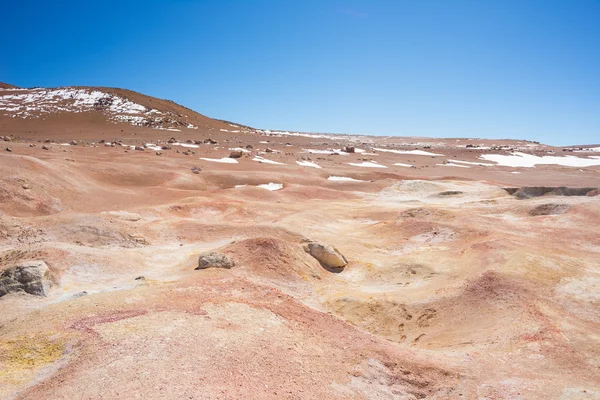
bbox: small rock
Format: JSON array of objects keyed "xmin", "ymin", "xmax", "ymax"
[
  {"xmin": 191, "ymin": 166, "xmax": 201, "ymax": 174},
  {"xmin": 0, "ymin": 261, "xmax": 52, "ymax": 297},
  {"xmin": 41, "ymin": 144, "xmax": 49, "ymax": 150},
  {"xmin": 135, "ymin": 276, "xmax": 145, "ymax": 281},
  {"xmin": 72, "ymin": 291, "xmax": 88, "ymax": 299},
  {"xmin": 196, "ymin": 252, "xmax": 235, "ymax": 270},
  {"xmin": 70, "ymin": 140, "xmax": 78, "ymax": 145},
  {"xmin": 245, "ymin": 144, "xmax": 253, "ymax": 149},
  {"xmin": 344, "ymin": 146, "xmax": 355, "ymax": 153},
  {"xmin": 303, "ymin": 242, "xmax": 348, "ymax": 269},
  {"xmin": 29, "ymin": 143, "xmax": 35, "ymax": 147},
  {"xmin": 265, "ymin": 148, "xmax": 274, "ymax": 153},
  {"xmin": 156, "ymin": 151, "xmax": 162, "ymax": 155},
  {"xmin": 5, "ymin": 147, "xmax": 12, "ymax": 152},
  {"xmin": 21, "ymin": 183, "xmax": 30, "ymax": 190},
  {"xmin": 168, "ymin": 137, "xmax": 177, "ymax": 144},
  {"xmin": 204, "ymin": 138, "xmax": 217, "ymax": 145},
  {"xmin": 229, "ymin": 150, "xmax": 243, "ymax": 158},
  {"xmin": 135, "ymin": 146, "xmax": 144, "ymax": 151}
]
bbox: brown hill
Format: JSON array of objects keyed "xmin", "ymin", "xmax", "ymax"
[
  {"xmin": 0, "ymin": 84, "xmax": 248, "ymax": 141},
  {"xmin": 0, "ymin": 82, "xmax": 20, "ymax": 89}
]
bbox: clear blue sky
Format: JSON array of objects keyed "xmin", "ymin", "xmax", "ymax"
[{"xmin": 1, "ymin": 0, "xmax": 599, "ymax": 145}]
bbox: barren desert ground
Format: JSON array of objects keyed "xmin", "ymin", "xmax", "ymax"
[{"xmin": 1, "ymin": 85, "xmax": 600, "ymax": 399}]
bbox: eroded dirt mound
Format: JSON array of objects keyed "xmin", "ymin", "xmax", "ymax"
[
  {"xmin": 224, "ymin": 237, "xmax": 325, "ymax": 282},
  {"xmin": 529, "ymin": 203, "xmax": 570, "ymax": 216}
]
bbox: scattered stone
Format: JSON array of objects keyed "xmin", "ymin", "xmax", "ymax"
[
  {"xmin": 135, "ymin": 276, "xmax": 145, "ymax": 281},
  {"xmin": 204, "ymin": 138, "xmax": 217, "ymax": 145},
  {"xmin": 245, "ymin": 144, "xmax": 253, "ymax": 149},
  {"xmin": 21, "ymin": 183, "xmax": 30, "ymax": 190},
  {"xmin": 437, "ymin": 191, "xmax": 463, "ymax": 196},
  {"xmin": 70, "ymin": 140, "xmax": 78, "ymax": 145},
  {"xmin": 42, "ymin": 145, "xmax": 50, "ymax": 150},
  {"xmin": 29, "ymin": 143, "xmax": 35, "ymax": 147},
  {"xmin": 5, "ymin": 147, "xmax": 12, "ymax": 152},
  {"xmin": 161, "ymin": 145, "xmax": 171, "ymax": 150},
  {"xmin": 72, "ymin": 291, "xmax": 88, "ymax": 299},
  {"xmin": 135, "ymin": 146, "xmax": 144, "ymax": 151},
  {"xmin": 168, "ymin": 137, "xmax": 177, "ymax": 143},
  {"xmin": 344, "ymin": 146, "xmax": 355, "ymax": 153},
  {"xmin": 265, "ymin": 148, "xmax": 274, "ymax": 153},
  {"xmin": 303, "ymin": 241, "xmax": 348, "ymax": 269},
  {"xmin": 191, "ymin": 166, "xmax": 201, "ymax": 174},
  {"xmin": 196, "ymin": 252, "xmax": 235, "ymax": 270},
  {"xmin": 0, "ymin": 261, "xmax": 52, "ymax": 297},
  {"xmin": 156, "ymin": 151, "xmax": 163, "ymax": 156},
  {"xmin": 229, "ymin": 150, "xmax": 243, "ymax": 158},
  {"xmin": 183, "ymin": 150, "xmax": 191, "ymax": 156}
]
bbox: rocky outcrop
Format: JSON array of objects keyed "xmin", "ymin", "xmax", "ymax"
[
  {"xmin": 196, "ymin": 252, "xmax": 235, "ymax": 270},
  {"xmin": 504, "ymin": 187, "xmax": 598, "ymax": 199},
  {"xmin": 303, "ymin": 241, "xmax": 348, "ymax": 269},
  {"xmin": 0, "ymin": 261, "xmax": 52, "ymax": 297}
]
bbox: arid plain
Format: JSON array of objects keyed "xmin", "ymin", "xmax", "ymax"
[{"xmin": 1, "ymin": 84, "xmax": 600, "ymax": 399}]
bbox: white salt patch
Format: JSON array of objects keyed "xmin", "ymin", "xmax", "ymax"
[
  {"xmin": 296, "ymin": 160, "xmax": 322, "ymax": 168},
  {"xmin": 480, "ymin": 152, "xmax": 600, "ymax": 168},
  {"xmin": 511, "ymin": 171, "xmax": 521, "ymax": 174},
  {"xmin": 253, "ymin": 156, "xmax": 286, "ymax": 165},
  {"xmin": 436, "ymin": 163, "xmax": 470, "ymax": 168},
  {"xmin": 172, "ymin": 143, "xmax": 200, "ymax": 148},
  {"xmin": 328, "ymin": 176, "xmax": 365, "ymax": 182},
  {"xmin": 199, "ymin": 157, "xmax": 239, "ymax": 164},
  {"xmin": 234, "ymin": 184, "xmax": 247, "ymax": 188},
  {"xmin": 348, "ymin": 161, "xmax": 387, "ymax": 168},
  {"xmin": 451, "ymin": 160, "xmax": 496, "ymax": 166},
  {"xmin": 393, "ymin": 163, "xmax": 413, "ymax": 167},
  {"xmin": 258, "ymin": 182, "xmax": 283, "ymax": 191},
  {"xmin": 228, "ymin": 147, "xmax": 250, "ymax": 153},
  {"xmin": 145, "ymin": 143, "xmax": 163, "ymax": 151},
  {"xmin": 303, "ymin": 148, "xmax": 349, "ymax": 155},
  {"xmin": 372, "ymin": 148, "xmax": 444, "ymax": 156},
  {"xmin": 259, "ymin": 141, "xmax": 269, "ymax": 144}
]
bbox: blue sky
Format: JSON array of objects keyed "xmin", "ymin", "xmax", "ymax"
[{"xmin": 1, "ymin": 0, "xmax": 599, "ymax": 145}]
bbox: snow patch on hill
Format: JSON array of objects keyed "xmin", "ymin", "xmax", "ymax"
[{"xmin": 0, "ymin": 87, "xmax": 198, "ymax": 130}]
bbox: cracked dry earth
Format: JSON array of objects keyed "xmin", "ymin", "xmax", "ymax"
[{"xmin": 1, "ymin": 140, "xmax": 600, "ymax": 400}]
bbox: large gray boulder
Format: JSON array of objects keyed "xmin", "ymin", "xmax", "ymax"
[
  {"xmin": 0, "ymin": 261, "xmax": 52, "ymax": 297},
  {"xmin": 196, "ymin": 252, "xmax": 235, "ymax": 270},
  {"xmin": 304, "ymin": 242, "xmax": 348, "ymax": 269}
]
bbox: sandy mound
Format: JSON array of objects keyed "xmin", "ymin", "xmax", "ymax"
[{"xmin": 224, "ymin": 237, "xmax": 326, "ymax": 284}]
